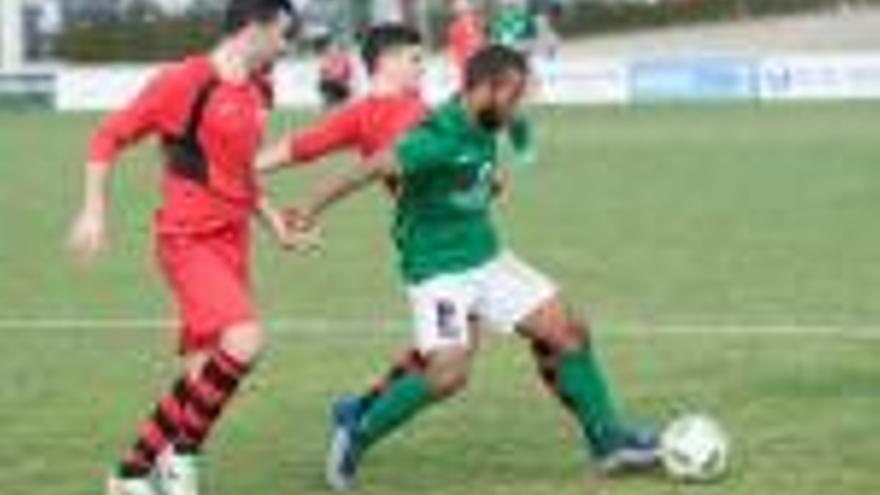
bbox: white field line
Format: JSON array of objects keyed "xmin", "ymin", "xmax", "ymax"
[{"xmin": 0, "ymin": 317, "xmax": 879, "ymax": 339}]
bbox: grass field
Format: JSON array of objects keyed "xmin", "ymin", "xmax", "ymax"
[{"xmin": 1, "ymin": 102, "xmax": 878, "ymax": 495}]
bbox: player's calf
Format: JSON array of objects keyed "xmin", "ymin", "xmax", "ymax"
[
  {"xmin": 518, "ymin": 298, "xmax": 659, "ymax": 471},
  {"xmin": 324, "ymin": 345, "xmax": 472, "ymax": 491},
  {"xmin": 161, "ymin": 320, "xmax": 263, "ymax": 495},
  {"xmin": 112, "ymin": 378, "xmax": 190, "ymax": 485}
]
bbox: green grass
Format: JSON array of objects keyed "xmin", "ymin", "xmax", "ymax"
[{"xmin": 0, "ymin": 102, "xmax": 878, "ymax": 494}]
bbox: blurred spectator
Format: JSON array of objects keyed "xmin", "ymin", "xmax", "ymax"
[
  {"xmin": 299, "ymin": 0, "xmax": 347, "ymax": 51},
  {"xmin": 488, "ymin": 0, "xmax": 538, "ymax": 54},
  {"xmin": 317, "ymin": 39, "xmax": 355, "ymax": 110},
  {"xmin": 446, "ymin": 0, "xmax": 487, "ymax": 84},
  {"xmin": 23, "ymin": 0, "xmax": 63, "ymax": 60},
  {"xmin": 529, "ymin": 0, "xmax": 561, "ymax": 59}
]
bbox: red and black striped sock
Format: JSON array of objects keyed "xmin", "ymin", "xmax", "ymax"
[
  {"xmin": 361, "ymin": 348, "xmax": 427, "ymax": 410},
  {"xmin": 177, "ymin": 349, "xmax": 250, "ymax": 454},
  {"xmin": 118, "ymin": 378, "xmax": 189, "ymax": 478}
]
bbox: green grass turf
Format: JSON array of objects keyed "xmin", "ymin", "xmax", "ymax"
[{"xmin": 0, "ymin": 102, "xmax": 878, "ymax": 494}]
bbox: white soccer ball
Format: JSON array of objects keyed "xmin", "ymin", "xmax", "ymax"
[{"xmin": 660, "ymin": 414, "xmax": 730, "ymax": 482}]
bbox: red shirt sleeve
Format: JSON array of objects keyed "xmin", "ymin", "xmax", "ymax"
[
  {"xmin": 289, "ymin": 103, "xmax": 363, "ymax": 164},
  {"xmin": 87, "ymin": 66, "xmax": 184, "ymax": 167}
]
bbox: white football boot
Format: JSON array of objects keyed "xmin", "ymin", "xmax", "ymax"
[
  {"xmin": 156, "ymin": 449, "xmax": 200, "ymax": 495},
  {"xmin": 105, "ymin": 475, "xmax": 161, "ymax": 495}
]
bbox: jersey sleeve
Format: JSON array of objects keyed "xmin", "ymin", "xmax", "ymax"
[
  {"xmin": 289, "ymin": 105, "xmax": 362, "ymax": 164},
  {"xmin": 87, "ymin": 67, "xmax": 180, "ymax": 167},
  {"xmin": 507, "ymin": 113, "xmax": 537, "ymax": 169},
  {"xmin": 395, "ymin": 125, "xmax": 457, "ymax": 175}
]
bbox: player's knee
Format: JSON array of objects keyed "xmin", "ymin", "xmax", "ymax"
[
  {"xmin": 425, "ymin": 348, "xmax": 471, "ymax": 397},
  {"xmin": 184, "ymin": 351, "xmax": 210, "ymax": 378},
  {"xmin": 428, "ymin": 366, "xmax": 470, "ymax": 397},
  {"xmin": 523, "ymin": 299, "xmax": 592, "ymax": 353},
  {"xmin": 220, "ymin": 321, "xmax": 266, "ymax": 365},
  {"xmin": 560, "ymin": 315, "xmax": 591, "ymax": 350},
  {"xmin": 535, "ymin": 312, "xmax": 592, "ymax": 353}
]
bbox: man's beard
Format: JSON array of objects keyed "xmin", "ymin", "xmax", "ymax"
[{"xmin": 476, "ymin": 107, "xmax": 505, "ymax": 132}]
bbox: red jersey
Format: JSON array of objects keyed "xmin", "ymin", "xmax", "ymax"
[
  {"xmin": 289, "ymin": 90, "xmax": 428, "ymax": 162},
  {"xmin": 89, "ymin": 56, "xmax": 269, "ymax": 234},
  {"xmin": 447, "ymin": 12, "xmax": 486, "ymax": 79}
]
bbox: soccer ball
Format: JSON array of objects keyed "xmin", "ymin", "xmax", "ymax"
[{"xmin": 660, "ymin": 414, "xmax": 730, "ymax": 482}]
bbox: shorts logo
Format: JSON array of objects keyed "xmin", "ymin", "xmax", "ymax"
[{"xmin": 436, "ymin": 300, "xmax": 461, "ymax": 339}]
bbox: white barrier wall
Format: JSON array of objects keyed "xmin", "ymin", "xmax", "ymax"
[
  {"xmin": 55, "ymin": 59, "xmax": 458, "ymax": 111},
  {"xmin": 758, "ymin": 54, "xmax": 880, "ymax": 100},
  {"xmin": 53, "ymin": 53, "xmax": 880, "ymax": 111},
  {"xmin": 534, "ymin": 58, "xmax": 629, "ymax": 104},
  {"xmin": 56, "ymin": 65, "xmax": 161, "ymax": 111}
]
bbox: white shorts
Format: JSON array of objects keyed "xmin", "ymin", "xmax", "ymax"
[{"xmin": 406, "ymin": 251, "xmax": 558, "ymax": 352}]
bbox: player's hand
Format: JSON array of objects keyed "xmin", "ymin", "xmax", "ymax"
[
  {"xmin": 282, "ymin": 206, "xmax": 322, "ymax": 253},
  {"xmin": 491, "ymin": 167, "xmax": 512, "ymax": 203},
  {"xmin": 512, "ymin": 147, "xmax": 537, "ymax": 171},
  {"xmin": 260, "ymin": 205, "xmax": 298, "ymax": 251},
  {"xmin": 67, "ymin": 206, "xmax": 107, "ymax": 267},
  {"xmin": 283, "ymin": 206, "xmax": 315, "ymax": 232},
  {"xmin": 288, "ymin": 225, "xmax": 323, "ymax": 253}
]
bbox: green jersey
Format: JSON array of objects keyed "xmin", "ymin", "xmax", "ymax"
[
  {"xmin": 488, "ymin": 6, "xmax": 537, "ymax": 50},
  {"xmin": 393, "ymin": 98, "xmax": 501, "ymax": 284}
]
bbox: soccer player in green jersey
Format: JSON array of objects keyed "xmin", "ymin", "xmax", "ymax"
[{"xmin": 287, "ymin": 45, "xmax": 659, "ymax": 491}]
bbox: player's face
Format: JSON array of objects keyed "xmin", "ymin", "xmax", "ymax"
[
  {"xmin": 475, "ymin": 70, "xmax": 528, "ymax": 131},
  {"xmin": 382, "ymin": 45, "xmax": 425, "ymax": 92},
  {"xmin": 247, "ymin": 12, "xmax": 296, "ymax": 69}
]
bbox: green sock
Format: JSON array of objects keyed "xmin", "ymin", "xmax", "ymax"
[
  {"xmin": 357, "ymin": 373, "xmax": 435, "ymax": 452},
  {"xmin": 557, "ymin": 346, "xmax": 624, "ymax": 457}
]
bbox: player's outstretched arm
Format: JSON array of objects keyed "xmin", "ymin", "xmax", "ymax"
[
  {"xmin": 256, "ymin": 106, "xmax": 361, "ymax": 174},
  {"xmin": 67, "ymin": 68, "xmax": 176, "ymax": 266},
  {"xmin": 288, "ymin": 153, "xmax": 395, "ymax": 232},
  {"xmin": 306, "ymin": 157, "xmax": 391, "ymax": 217},
  {"xmin": 67, "ymin": 162, "xmax": 111, "ymax": 267},
  {"xmin": 254, "ymin": 139, "xmax": 291, "ymax": 174}
]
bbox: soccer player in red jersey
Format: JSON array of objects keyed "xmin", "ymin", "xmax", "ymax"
[
  {"xmin": 258, "ymin": 22, "xmax": 532, "ymax": 205},
  {"xmin": 258, "ymin": 24, "xmax": 427, "ymax": 176},
  {"xmin": 446, "ymin": 0, "xmax": 487, "ymax": 84},
  {"xmin": 67, "ymin": 2, "xmax": 299, "ymax": 494}
]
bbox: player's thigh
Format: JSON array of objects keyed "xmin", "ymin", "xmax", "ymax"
[
  {"xmin": 407, "ymin": 273, "xmax": 479, "ymax": 354},
  {"xmin": 213, "ymin": 224, "xmax": 252, "ymax": 286},
  {"xmin": 475, "ymin": 251, "xmax": 558, "ymax": 335},
  {"xmin": 157, "ymin": 235, "xmax": 257, "ymax": 352}
]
